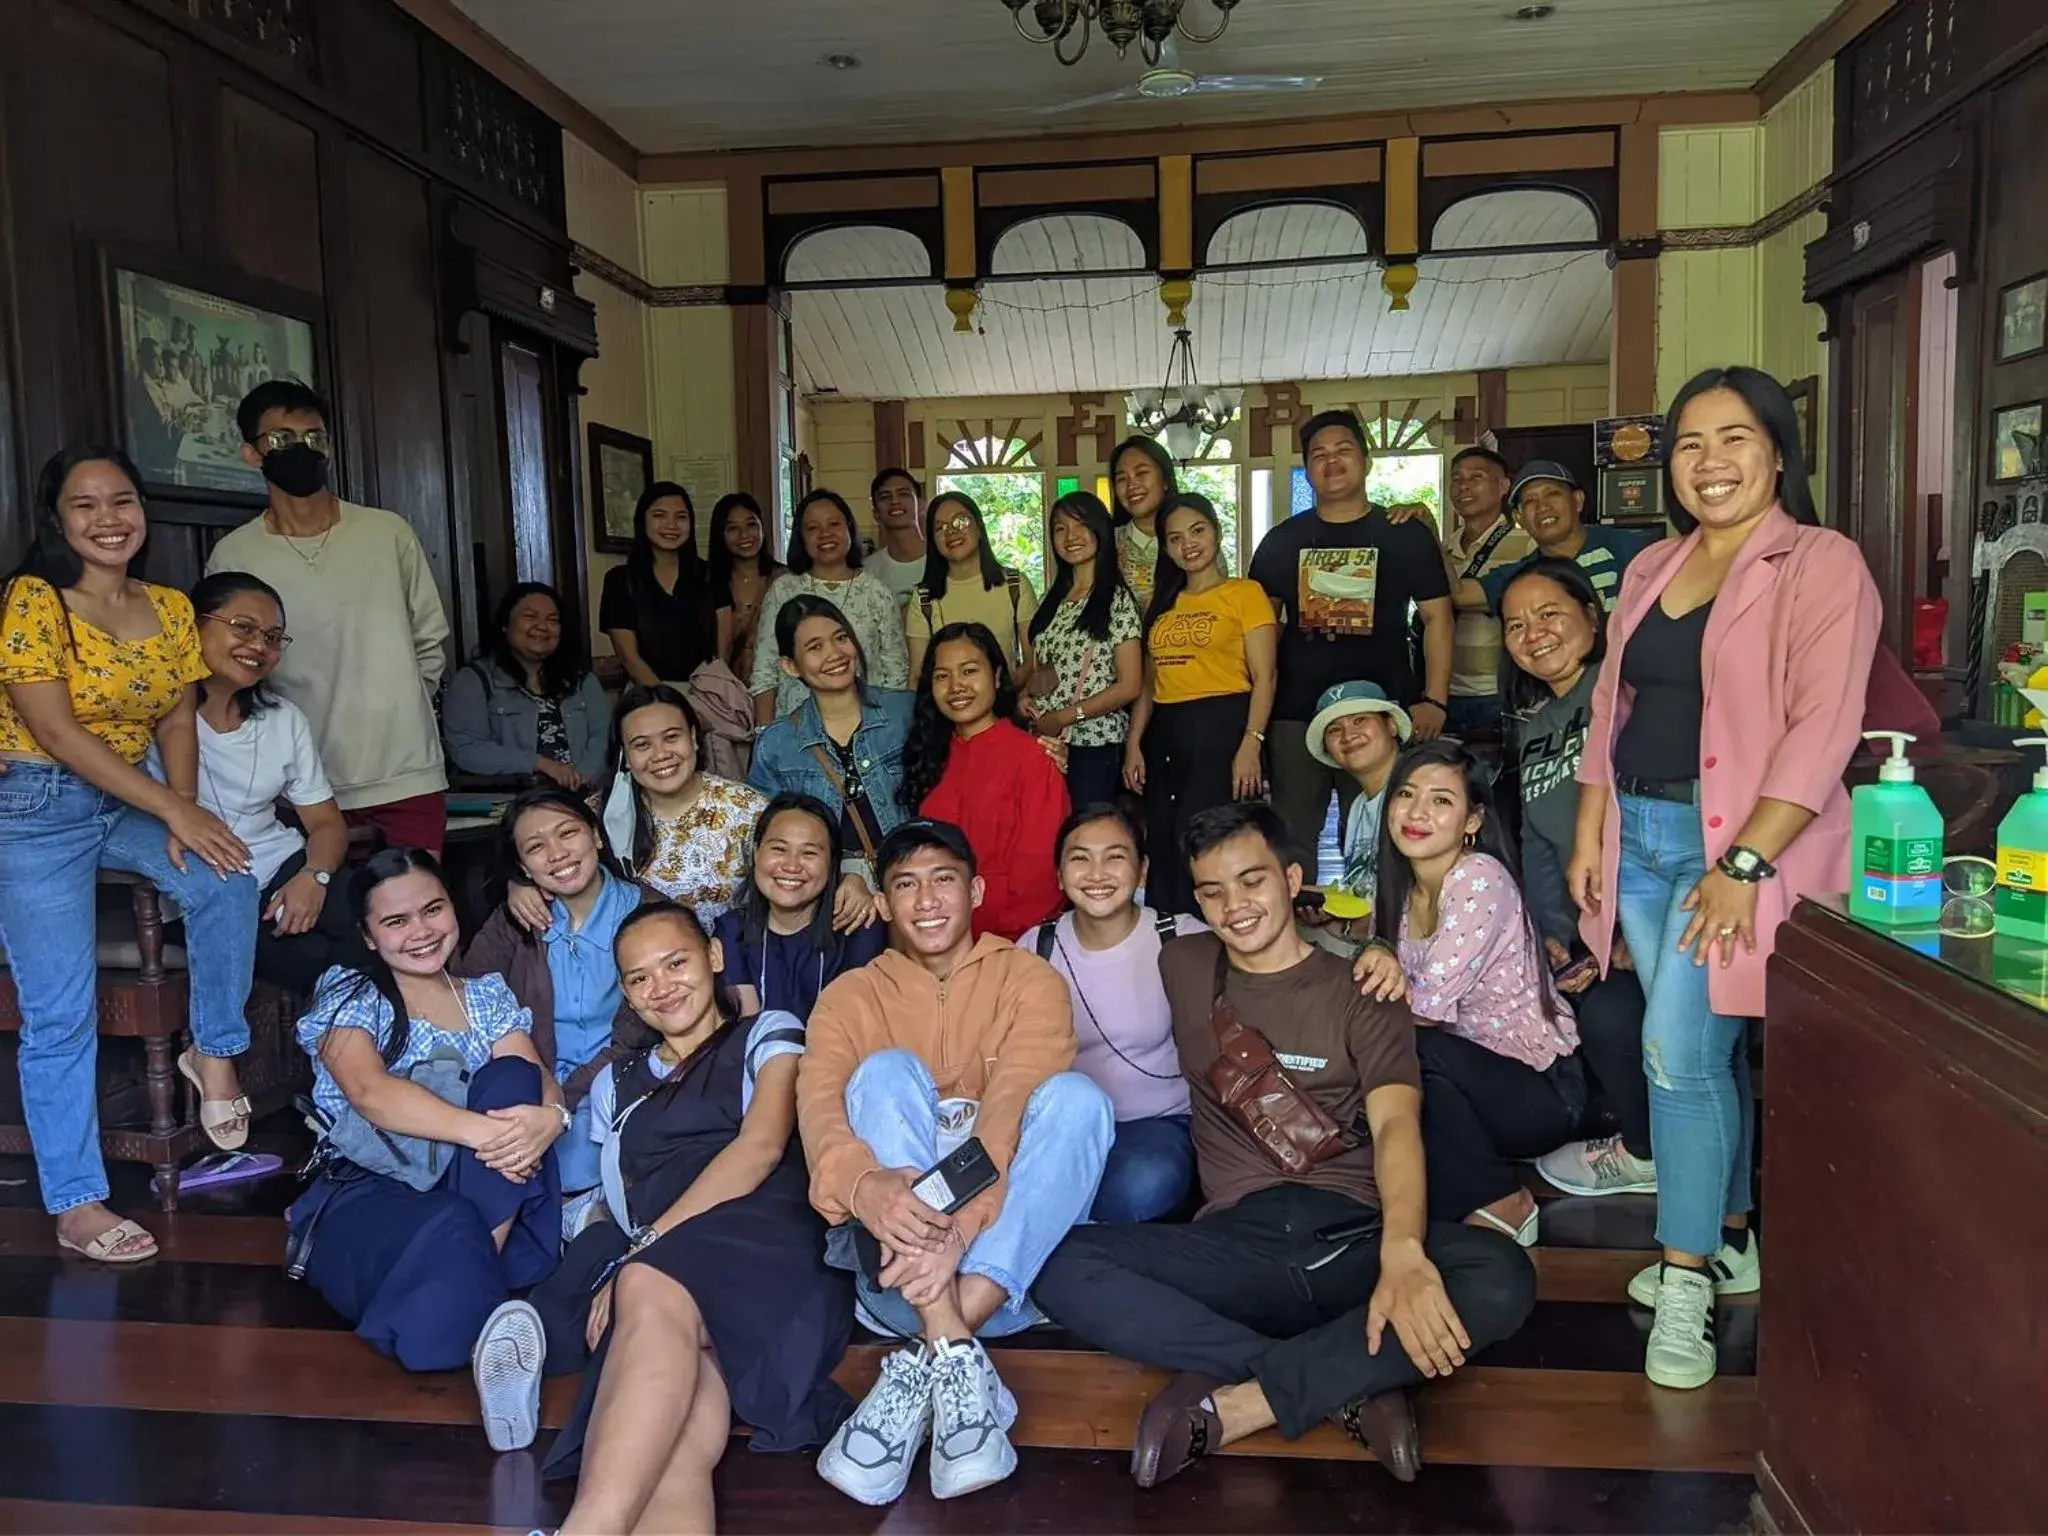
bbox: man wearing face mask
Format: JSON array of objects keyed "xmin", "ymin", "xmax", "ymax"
[{"xmin": 206, "ymin": 381, "xmax": 452, "ymax": 855}]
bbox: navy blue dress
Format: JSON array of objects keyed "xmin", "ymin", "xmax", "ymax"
[{"xmin": 533, "ymin": 1018, "xmax": 852, "ymax": 1477}]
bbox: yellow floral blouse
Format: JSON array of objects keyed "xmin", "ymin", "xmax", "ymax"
[
  {"xmin": 0, "ymin": 577, "xmax": 208, "ymax": 764},
  {"xmin": 637, "ymin": 773, "xmax": 769, "ymax": 926}
]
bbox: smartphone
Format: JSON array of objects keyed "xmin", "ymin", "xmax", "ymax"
[
  {"xmin": 1551, "ymin": 946, "xmax": 1600, "ymax": 991},
  {"xmin": 1293, "ymin": 888, "xmax": 1327, "ymax": 914},
  {"xmin": 910, "ymin": 1137, "xmax": 999, "ymax": 1215}
]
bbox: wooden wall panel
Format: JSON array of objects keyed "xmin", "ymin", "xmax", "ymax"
[{"xmin": 217, "ymin": 88, "xmax": 324, "ymax": 295}]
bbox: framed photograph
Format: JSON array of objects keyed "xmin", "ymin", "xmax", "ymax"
[
  {"xmin": 1991, "ymin": 401, "xmax": 2044, "ymax": 484},
  {"xmin": 1599, "ymin": 466, "xmax": 1662, "ymax": 525},
  {"xmin": 102, "ymin": 246, "xmax": 322, "ymax": 505},
  {"xmin": 1997, "ymin": 273, "xmax": 2047, "ymax": 364},
  {"xmin": 588, "ymin": 423, "xmax": 654, "ymax": 554},
  {"xmin": 1784, "ymin": 375, "xmax": 1821, "ymax": 468}
]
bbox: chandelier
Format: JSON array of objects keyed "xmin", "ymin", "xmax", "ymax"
[
  {"xmin": 1001, "ymin": 0, "xmax": 1242, "ymax": 66},
  {"xmin": 1126, "ymin": 328, "xmax": 1242, "ymax": 461}
]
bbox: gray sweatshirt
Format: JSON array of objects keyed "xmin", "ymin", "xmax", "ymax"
[{"xmin": 1508, "ymin": 670, "xmax": 1595, "ymax": 945}]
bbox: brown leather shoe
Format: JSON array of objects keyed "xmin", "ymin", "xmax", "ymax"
[
  {"xmin": 1130, "ymin": 1372, "xmax": 1226, "ymax": 1488},
  {"xmin": 1339, "ymin": 1389, "xmax": 1420, "ymax": 1482}
]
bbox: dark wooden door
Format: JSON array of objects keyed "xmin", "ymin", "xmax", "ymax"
[{"xmin": 1841, "ymin": 266, "xmax": 1921, "ymax": 660}]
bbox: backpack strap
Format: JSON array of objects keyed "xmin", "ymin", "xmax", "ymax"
[
  {"xmin": 1153, "ymin": 909, "xmax": 1179, "ymax": 944},
  {"xmin": 918, "ymin": 592, "xmax": 936, "ymax": 633},
  {"xmin": 1033, "ymin": 923, "xmax": 1058, "ymax": 961}
]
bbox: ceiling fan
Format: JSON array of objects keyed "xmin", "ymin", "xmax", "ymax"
[{"xmin": 1036, "ymin": 38, "xmax": 1320, "ymax": 114}]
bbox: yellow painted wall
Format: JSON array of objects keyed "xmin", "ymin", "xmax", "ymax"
[
  {"xmin": 563, "ymin": 133, "xmax": 652, "ymax": 650},
  {"xmin": 1653, "ymin": 66, "xmax": 1834, "ymax": 507},
  {"xmin": 641, "ymin": 186, "xmax": 738, "ymax": 560}
]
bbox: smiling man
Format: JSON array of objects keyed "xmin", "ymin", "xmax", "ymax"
[
  {"xmin": 797, "ymin": 819, "xmax": 1112, "ymax": 1507},
  {"xmin": 865, "ymin": 468, "xmax": 927, "ymax": 608},
  {"xmin": 1441, "ymin": 447, "xmax": 1535, "ymax": 736},
  {"xmin": 1475, "ymin": 460, "xmax": 1655, "ymax": 615},
  {"xmin": 1033, "ymin": 802, "xmax": 1535, "ymax": 1491}
]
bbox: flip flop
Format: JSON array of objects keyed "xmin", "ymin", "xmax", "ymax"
[
  {"xmin": 153, "ymin": 1151, "xmax": 283, "ymax": 1196},
  {"xmin": 56, "ymin": 1217, "xmax": 158, "ymax": 1264},
  {"xmin": 177, "ymin": 1048, "xmax": 252, "ymax": 1150}
]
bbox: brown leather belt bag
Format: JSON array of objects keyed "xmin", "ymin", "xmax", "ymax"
[{"xmin": 1204, "ymin": 946, "xmax": 1355, "ymax": 1174}]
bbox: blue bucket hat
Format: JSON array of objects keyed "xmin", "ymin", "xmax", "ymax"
[{"xmin": 1307, "ymin": 681, "xmax": 1413, "ymax": 767}]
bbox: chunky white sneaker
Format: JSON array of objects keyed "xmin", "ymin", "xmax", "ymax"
[
  {"xmin": 1627, "ymin": 1232, "xmax": 1759, "ymax": 1308},
  {"xmin": 1643, "ymin": 1264, "xmax": 1719, "ymax": 1390},
  {"xmin": 818, "ymin": 1341, "xmax": 934, "ymax": 1506},
  {"xmin": 1537, "ymin": 1136, "xmax": 1658, "ymax": 1197},
  {"xmin": 927, "ymin": 1338, "xmax": 1018, "ymax": 1499},
  {"xmin": 560, "ymin": 1187, "xmax": 608, "ymax": 1243},
  {"xmin": 472, "ymin": 1300, "xmax": 546, "ymax": 1452}
]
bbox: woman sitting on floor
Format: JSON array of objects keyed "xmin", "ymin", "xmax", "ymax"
[
  {"xmin": 530, "ymin": 900, "xmax": 853, "ymax": 1533},
  {"xmin": 286, "ymin": 847, "xmax": 564, "ymax": 1452},
  {"xmin": 459, "ymin": 786, "xmax": 649, "ymax": 1222},
  {"xmin": 1355, "ymin": 740, "xmax": 1584, "ymax": 1248},
  {"xmin": 442, "ymin": 581, "xmax": 610, "ymax": 792},
  {"xmin": 901, "ymin": 620, "xmax": 1071, "ymax": 941},
  {"xmin": 0, "ymin": 444, "xmax": 255, "ymax": 1265},
  {"xmin": 1017, "ymin": 802, "xmax": 1206, "ymax": 1222},
  {"xmin": 713, "ymin": 792, "xmax": 887, "ymax": 1021},
  {"xmin": 191, "ymin": 569, "xmax": 361, "ymax": 996}
]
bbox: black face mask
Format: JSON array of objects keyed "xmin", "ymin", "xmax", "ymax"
[{"xmin": 260, "ymin": 444, "xmax": 328, "ymax": 498}]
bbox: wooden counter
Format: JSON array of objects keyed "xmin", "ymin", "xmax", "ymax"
[{"xmin": 1759, "ymin": 898, "xmax": 2047, "ymax": 1533}]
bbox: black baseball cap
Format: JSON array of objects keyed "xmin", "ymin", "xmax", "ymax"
[
  {"xmin": 874, "ymin": 818, "xmax": 978, "ymax": 880},
  {"xmin": 1509, "ymin": 460, "xmax": 1581, "ymax": 508}
]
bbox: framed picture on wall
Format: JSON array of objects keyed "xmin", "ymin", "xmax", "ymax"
[
  {"xmin": 1991, "ymin": 401, "xmax": 2044, "ymax": 484},
  {"xmin": 588, "ymin": 423, "xmax": 654, "ymax": 554},
  {"xmin": 1997, "ymin": 273, "xmax": 2046, "ymax": 364},
  {"xmin": 101, "ymin": 245, "xmax": 323, "ymax": 506},
  {"xmin": 1784, "ymin": 375, "xmax": 1821, "ymax": 469}
]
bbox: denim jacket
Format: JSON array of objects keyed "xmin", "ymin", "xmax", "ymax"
[
  {"xmin": 441, "ymin": 659, "xmax": 610, "ymax": 783},
  {"xmin": 748, "ymin": 688, "xmax": 914, "ymax": 838}
]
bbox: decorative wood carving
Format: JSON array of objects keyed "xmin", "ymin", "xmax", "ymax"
[
  {"xmin": 940, "ymin": 418, "xmax": 1042, "ymax": 469},
  {"xmin": 1248, "ymin": 382, "xmax": 1306, "ymax": 459},
  {"xmin": 198, "ymin": 0, "xmax": 317, "ymax": 77},
  {"xmin": 1056, "ymin": 393, "xmax": 1119, "ymax": 467},
  {"xmin": 1344, "ymin": 399, "xmax": 1445, "ymax": 453},
  {"xmin": 1845, "ymin": 0, "xmax": 1961, "ymax": 156},
  {"xmin": 434, "ymin": 52, "xmax": 563, "ymax": 223}
]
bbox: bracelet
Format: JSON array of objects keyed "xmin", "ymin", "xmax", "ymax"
[
  {"xmin": 552, "ymin": 1102, "xmax": 573, "ymax": 1134},
  {"xmin": 1245, "ymin": 727, "xmax": 1266, "ymax": 743},
  {"xmin": 1074, "ymin": 697, "xmax": 1088, "ymax": 720},
  {"xmin": 848, "ymin": 1166, "xmax": 883, "ymax": 1217},
  {"xmin": 1419, "ymin": 696, "xmax": 1449, "ymax": 712}
]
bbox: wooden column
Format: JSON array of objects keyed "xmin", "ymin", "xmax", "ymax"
[
  {"xmin": 873, "ymin": 401, "xmax": 908, "ymax": 476},
  {"xmin": 941, "ymin": 164, "xmax": 979, "ymax": 331},
  {"xmin": 1611, "ymin": 122, "xmax": 1659, "ymax": 414},
  {"xmin": 726, "ymin": 170, "xmax": 780, "ymax": 506}
]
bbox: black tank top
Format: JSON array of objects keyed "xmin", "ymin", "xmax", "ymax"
[{"xmin": 1612, "ymin": 599, "xmax": 1713, "ymax": 783}]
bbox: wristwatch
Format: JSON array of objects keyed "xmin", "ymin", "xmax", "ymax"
[
  {"xmin": 1717, "ymin": 845, "xmax": 1777, "ymax": 883},
  {"xmin": 552, "ymin": 1102, "xmax": 573, "ymax": 1134},
  {"xmin": 309, "ymin": 868, "xmax": 332, "ymax": 888}
]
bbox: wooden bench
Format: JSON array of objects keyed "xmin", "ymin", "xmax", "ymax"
[{"xmin": 0, "ymin": 871, "xmax": 306, "ymax": 1211}]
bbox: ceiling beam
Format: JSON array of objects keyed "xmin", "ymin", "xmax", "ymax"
[
  {"xmin": 1753, "ymin": 0, "xmax": 1898, "ymax": 112},
  {"xmin": 640, "ymin": 90, "xmax": 1760, "ymax": 185},
  {"xmin": 388, "ymin": 0, "xmax": 643, "ymax": 177}
]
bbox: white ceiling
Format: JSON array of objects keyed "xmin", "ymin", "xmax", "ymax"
[
  {"xmin": 454, "ymin": 0, "xmax": 1837, "ymax": 153},
  {"xmin": 789, "ymin": 191, "xmax": 1611, "ymax": 399}
]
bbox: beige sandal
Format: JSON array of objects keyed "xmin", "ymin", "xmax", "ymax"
[
  {"xmin": 57, "ymin": 1216, "xmax": 158, "ymax": 1264},
  {"xmin": 178, "ymin": 1048, "xmax": 252, "ymax": 1150}
]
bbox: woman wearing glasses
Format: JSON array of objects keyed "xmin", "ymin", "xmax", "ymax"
[
  {"xmin": 0, "ymin": 446, "xmax": 258, "ymax": 1265},
  {"xmin": 903, "ymin": 490, "xmax": 1040, "ymax": 682},
  {"xmin": 191, "ymin": 570, "xmax": 364, "ymax": 994}
]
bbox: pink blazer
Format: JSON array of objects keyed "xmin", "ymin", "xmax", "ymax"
[{"xmin": 1576, "ymin": 507, "xmax": 1881, "ymax": 1016}]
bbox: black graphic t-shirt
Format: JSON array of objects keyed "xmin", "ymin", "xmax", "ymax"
[{"xmin": 1249, "ymin": 506, "xmax": 1451, "ymax": 720}]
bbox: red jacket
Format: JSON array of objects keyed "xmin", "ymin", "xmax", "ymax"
[{"xmin": 919, "ymin": 718, "xmax": 1070, "ymax": 941}]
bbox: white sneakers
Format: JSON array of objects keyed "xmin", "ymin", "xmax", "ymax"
[
  {"xmin": 1537, "ymin": 1136, "xmax": 1658, "ymax": 1197},
  {"xmin": 1626, "ymin": 1232, "xmax": 1760, "ymax": 1308},
  {"xmin": 1643, "ymin": 1264, "xmax": 1719, "ymax": 1390},
  {"xmin": 818, "ymin": 1337, "xmax": 1019, "ymax": 1505},
  {"xmin": 473, "ymin": 1300, "xmax": 546, "ymax": 1452},
  {"xmin": 560, "ymin": 1187, "xmax": 608, "ymax": 1244}
]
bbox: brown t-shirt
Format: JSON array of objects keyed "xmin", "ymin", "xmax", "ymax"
[{"xmin": 1161, "ymin": 931, "xmax": 1421, "ymax": 1216}]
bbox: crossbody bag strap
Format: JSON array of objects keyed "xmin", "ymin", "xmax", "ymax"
[
  {"xmin": 1458, "ymin": 516, "xmax": 1517, "ymax": 582},
  {"xmin": 806, "ymin": 742, "xmax": 878, "ymax": 865}
]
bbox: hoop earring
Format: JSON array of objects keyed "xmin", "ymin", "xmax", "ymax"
[{"xmin": 1463, "ymin": 831, "xmax": 1478, "ymax": 850}]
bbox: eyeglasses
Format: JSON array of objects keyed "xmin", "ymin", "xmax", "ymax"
[
  {"xmin": 255, "ymin": 427, "xmax": 330, "ymax": 455},
  {"xmin": 935, "ymin": 515, "xmax": 977, "ymax": 535},
  {"xmin": 202, "ymin": 613, "xmax": 292, "ymax": 651}
]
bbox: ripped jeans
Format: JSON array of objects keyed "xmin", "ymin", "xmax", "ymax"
[{"xmin": 1614, "ymin": 794, "xmax": 1753, "ymax": 1258}]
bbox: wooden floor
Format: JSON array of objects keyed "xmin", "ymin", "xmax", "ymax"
[{"xmin": 0, "ymin": 1124, "xmax": 1762, "ymax": 1534}]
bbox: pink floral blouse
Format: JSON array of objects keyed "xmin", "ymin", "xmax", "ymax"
[{"xmin": 1396, "ymin": 853, "xmax": 1579, "ymax": 1072}]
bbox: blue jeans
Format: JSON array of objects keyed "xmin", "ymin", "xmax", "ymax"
[
  {"xmin": 0, "ymin": 762, "xmax": 257, "ymax": 1214},
  {"xmin": 830, "ymin": 1047, "xmax": 1112, "ymax": 1338},
  {"xmin": 1091, "ymin": 1113, "xmax": 1194, "ymax": 1223},
  {"xmin": 1614, "ymin": 794, "xmax": 1753, "ymax": 1257},
  {"xmin": 1445, "ymin": 694, "xmax": 1501, "ymax": 738}
]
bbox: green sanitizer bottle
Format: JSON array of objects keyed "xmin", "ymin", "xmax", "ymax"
[
  {"xmin": 1848, "ymin": 731, "xmax": 1944, "ymax": 926},
  {"xmin": 1994, "ymin": 736, "xmax": 2048, "ymax": 944}
]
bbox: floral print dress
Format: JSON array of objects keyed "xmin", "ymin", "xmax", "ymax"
[{"xmin": 637, "ymin": 773, "xmax": 770, "ymax": 926}]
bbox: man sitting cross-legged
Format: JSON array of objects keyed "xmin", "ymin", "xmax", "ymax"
[
  {"xmin": 1033, "ymin": 802, "xmax": 1536, "ymax": 1487},
  {"xmin": 797, "ymin": 817, "xmax": 1113, "ymax": 1506}
]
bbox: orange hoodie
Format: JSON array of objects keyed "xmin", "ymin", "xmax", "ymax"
[{"xmin": 797, "ymin": 934, "xmax": 1076, "ymax": 1244}]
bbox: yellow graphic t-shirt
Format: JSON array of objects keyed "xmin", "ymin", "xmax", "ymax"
[
  {"xmin": 0, "ymin": 577, "xmax": 209, "ymax": 763},
  {"xmin": 1148, "ymin": 578, "xmax": 1277, "ymax": 705}
]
